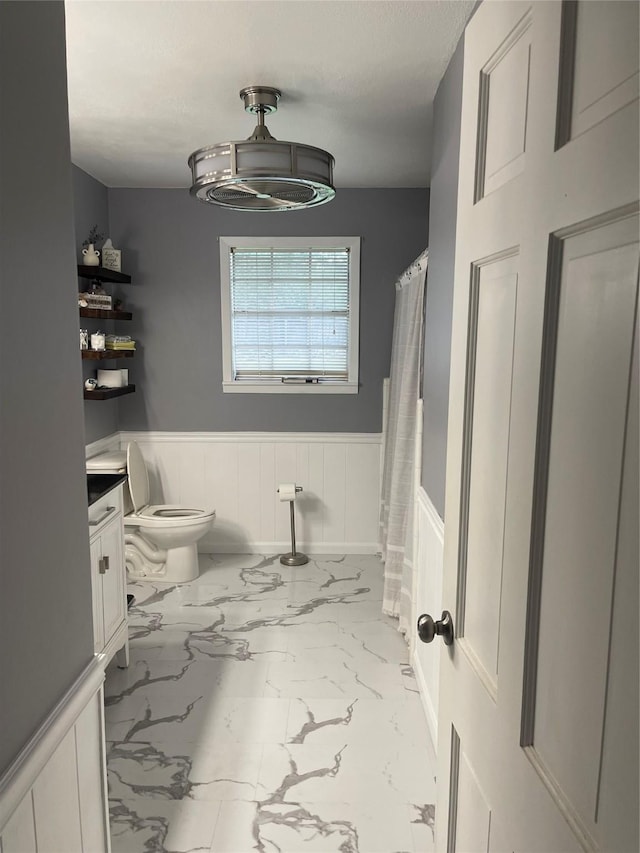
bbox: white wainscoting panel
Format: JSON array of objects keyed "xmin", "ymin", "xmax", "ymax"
[
  {"xmin": 75, "ymin": 693, "xmax": 111, "ymax": 853},
  {"xmin": 1, "ymin": 795, "xmax": 36, "ymax": 853},
  {"xmin": 118, "ymin": 432, "xmax": 382, "ymax": 554},
  {"xmin": 0, "ymin": 659, "xmax": 109, "ymax": 853},
  {"xmin": 32, "ymin": 728, "xmax": 83, "ymax": 851},
  {"xmin": 412, "ymin": 485, "xmax": 445, "ymax": 748}
]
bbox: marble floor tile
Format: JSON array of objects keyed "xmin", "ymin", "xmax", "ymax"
[
  {"xmin": 105, "ymin": 658, "xmax": 205, "ymax": 702},
  {"xmin": 182, "ymin": 568, "xmax": 292, "ymax": 604},
  {"xmin": 109, "ymin": 798, "xmax": 220, "ymax": 853},
  {"xmin": 283, "ymin": 620, "xmax": 343, "ymax": 649},
  {"xmin": 276, "ymin": 801, "xmax": 418, "ymax": 853},
  {"xmin": 284, "ymin": 697, "xmax": 434, "ymax": 753},
  {"xmin": 256, "ymin": 741, "xmax": 435, "ymax": 807},
  {"xmin": 335, "ymin": 620, "xmax": 412, "ymax": 665},
  {"xmin": 400, "ymin": 663, "xmax": 421, "ymax": 696},
  {"xmin": 107, "ymin": 659, "xmax": 272, "ymax": 704},
  {"xmin": 187, "ymin": 554, "xmax": 284, "ymax": 585},
  {"xmin": 287, "ymin": 563, "xmax": 384, "ymax": 604},
  {"xmin": 410, "ymin": 802, "xmax": 437, "ymax": 853},
  {"xmin": 154, "ymin": 628, "xmax": 289, "ymax": 664},
  {"xmin": 108, "ymin": 739, "xmax": 262, "ymax": 801},
  {"xmin": 105, "ymin": 553, "xmax": 437, "ymax": 852},
  {"xmin": 105, "ymin": 693, "xmax": 203, "ymax": 744},
  {"xmin": 126, "ymin": 614, "xmax": 290, "ymax": 665},
  {"xmin": 264, "ymin": 659, "xmax": 407, "ymax": 700},
  {"xmin": 206, "ymin": 800, "xmax": 261, "ymax": 853},
  {"xmin": 105, "ymin": 669, "xmax": 285, "ymax": 745},
  {"xmin": 204, "ymin": 598, "xmax": 301, "ymax": 631},
  {"xmin": 124, "ymin": 629, "xmax": 190, "ymax": 661},
  {"xmin": 210, "ymin": 799, "xmax": 418, "ymax": 853},
  {"xmin": 107, "ymin": 694, "xmax": 290, "ymax": 746},
  {"xmin": 283, "ymin": 624, "xmax": 407, "ymax": 669}
]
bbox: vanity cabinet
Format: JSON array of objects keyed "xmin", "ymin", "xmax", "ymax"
[{"xmin": 89, "ymin": 484, "xmax": 129, "ymax": 668}]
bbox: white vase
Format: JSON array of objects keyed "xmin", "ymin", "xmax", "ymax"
[{"xmin": 82, "ymin": 243, "xmax": 100, "ymax": 266}]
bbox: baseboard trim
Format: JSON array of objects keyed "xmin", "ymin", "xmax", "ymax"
[
  {"xmin": 412, "ymin": 645, "xmax": 438, "ymax": 750},
  {"xmin": 119, "ymin": 430, "xmax": 382, "ymax": 445},
  {"xmin": 199, "ymin": 541, "xmax": 381, "ymax": 556},
  {"xmin": 0, "ymin": 655, "xmax": 105, "ymax": 830}
]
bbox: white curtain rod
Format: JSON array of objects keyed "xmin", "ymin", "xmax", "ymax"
[{"xmin": 395, "ymin": 249, "xmax": 428, "ymax": 290}]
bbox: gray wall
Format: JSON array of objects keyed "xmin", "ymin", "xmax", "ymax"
[
  {"xmin": 108, "ymin": 188, "xmax": 428, "ymax": 433},
  {"xmin": 420, "ymin": 36, "xmax": 465, "ymax": 518},
  {"xmin": 0, "ymin": 1, "xmax": 94, "ymax": 773},
  {"xmin": 72, "ymin": 165, "xmax": 119, "ymax": 443}
]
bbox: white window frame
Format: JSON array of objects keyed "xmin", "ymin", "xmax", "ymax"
[{"xmin": 219, "ymin": 236, "xmax": 360, "ymax": 394}]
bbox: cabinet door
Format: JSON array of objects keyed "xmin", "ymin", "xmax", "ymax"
[
  {"xmin": 100, "ymin": 514, "xmax": 126, "ymax": 645},
  {"xmin": 89, "ymin": 537, "xmax": 104, "ymax": 653}
]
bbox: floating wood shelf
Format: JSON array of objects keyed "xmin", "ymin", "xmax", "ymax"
[
  {"xmin": 84, "ymin": 384, "xmax": 136, "ymax": 400},
  {"xmin": 77, "ymin": 265, "xmax": 131, "ymax": 284},
  {"xmin": 81, "ymin": 349, "xmax": 135, "ymax": 360},
  {"xmin": 79, "ymin": 307, "xmax": 132, "ymax": 320}
]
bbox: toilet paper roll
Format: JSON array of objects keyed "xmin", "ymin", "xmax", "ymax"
[
  {"xmin": 97, "ymin": 368, "xmax": 125, "ymax": 388},
  {"xmin": 278, "ymin": 483, "xmax": 297, "ymax": 502}
]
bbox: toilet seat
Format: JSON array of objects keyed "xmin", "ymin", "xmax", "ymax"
[
  {"xmin": 143, "ymin": 506, "xmax": 206, "ymax": 519},
  {"xmin": 127, "ymin": 441, "xmax": 152, "ymax": 512},
  {"xmin": 126, "ymin": 442, "xmax": 214, "ymax": 524},
  {"xmin": 127, "ymin": 504, "xmax": 216, "ymax": 529}
]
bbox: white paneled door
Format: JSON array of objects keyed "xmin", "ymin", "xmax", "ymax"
[{"xmin": 430, "ymin": 2, "xmax": 639, "ymax": 851}]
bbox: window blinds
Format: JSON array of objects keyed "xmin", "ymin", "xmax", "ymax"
[{"xmin": 229, "ymin": 247, "xmax": 351, "ymax": 381}]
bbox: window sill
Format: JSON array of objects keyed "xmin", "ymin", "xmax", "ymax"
[{"xmin": 222, "ymin": 381, "xmax": 359, "ymax": 395}]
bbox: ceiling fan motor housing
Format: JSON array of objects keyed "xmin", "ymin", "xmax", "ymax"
[{"xmin": 188, "ymin": 86, "xmax": 335, "ymax": 211}]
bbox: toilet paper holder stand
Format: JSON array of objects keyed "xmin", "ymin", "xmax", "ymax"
[{"xmin": 277, "ymin": 485, "xmax": 308, "ymax": 567}]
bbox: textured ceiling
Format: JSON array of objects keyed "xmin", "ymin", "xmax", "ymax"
[{"xmin": 64, "ymin": 1, "xmax": 474, "ymax": 188}]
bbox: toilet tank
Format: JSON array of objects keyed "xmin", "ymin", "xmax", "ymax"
[{"xmin": 86, "ymin": 450, "xmax": 134, "ymax": 513}]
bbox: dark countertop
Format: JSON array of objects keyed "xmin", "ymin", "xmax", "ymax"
[{"xmin": 87, "ymin": 473, "xmax": 128, "ymax": 506}]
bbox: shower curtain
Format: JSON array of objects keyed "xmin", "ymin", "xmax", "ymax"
[{"xmin": 380, "ymin": 251, "xmax": 427, "ymax": 636}]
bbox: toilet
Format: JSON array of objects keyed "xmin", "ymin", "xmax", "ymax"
[{"xmin": 88, "ymin": 442, "xmax": 215, "ymax": 583}]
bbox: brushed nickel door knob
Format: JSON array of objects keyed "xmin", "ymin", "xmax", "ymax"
[{"xmin": 417, "ymin": 610, "xmax": 454, "ymax": 646}]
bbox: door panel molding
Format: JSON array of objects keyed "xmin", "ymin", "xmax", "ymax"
[
  {"xmin": 521, "ymin": 204, "xmax": 639, "ymax": 850},
  {"xmin": 522, "ymin": 745, "xmax": 597, "ymax": 852},
  {"xmin": 475, "ymin": 8, "xmax": 533, "ymax": 202},
  {"xmin": 521, "ymin": 201, "xmax": 640, "ymax": 748},
  {"xmin": 453, "ymin": 732, "xmax": 493, "ymax": 853},
  {"xmin": 456, "ymin": 248, "xmax": 519, "ymax": 700},
  {"xmin": 447, "ymin": 726, "xmax": 461, "ymax": 853},
  {"xmin": 555, "ymin": 0, "xmax": 579, "ymax": 149},
  {"xmin": 556, "ymin": 0, "xmax": 640, "ymax": 145}
]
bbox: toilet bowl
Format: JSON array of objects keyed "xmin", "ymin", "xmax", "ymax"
[{"xmin": 123, "ymin": 442, "xmax": 215, "ymax": 583}]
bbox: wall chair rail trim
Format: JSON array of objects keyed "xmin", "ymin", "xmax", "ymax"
[
  {"xmin": 416, "ymin": 484, "xmax": 445, "ymax": 538},
  {"xmin": 118, "ymin": 430, "xmax": 383, "ymax": 445},
  {"xmin": 0, "ymin": 656, "xmax": 106, "ymax": 830},
  {"xmin": 85, "ymin": 432, "xmax": 121, "ymax": 459}
]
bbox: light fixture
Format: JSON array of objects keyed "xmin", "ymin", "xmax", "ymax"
[{"xmin": 188, "ymin": 86, "xmax": 335, "ymax": 212}]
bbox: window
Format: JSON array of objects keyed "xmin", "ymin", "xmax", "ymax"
[{"xmin": 219, "ymin": 237, "xmax": 360, "ymax": 393}]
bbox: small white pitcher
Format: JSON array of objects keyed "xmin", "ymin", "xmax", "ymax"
[{"xmin": 82, "ymin": 243, "xmax": 100, "ymax": 266}]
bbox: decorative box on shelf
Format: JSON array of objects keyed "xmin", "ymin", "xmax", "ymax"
[
  {"xmin": 101, "ymin": 239, "xmax": 122, "ymax": 272},
  {"xmin": 80, "ymin": 292, "xmax": 113, "ymax": 310}
]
